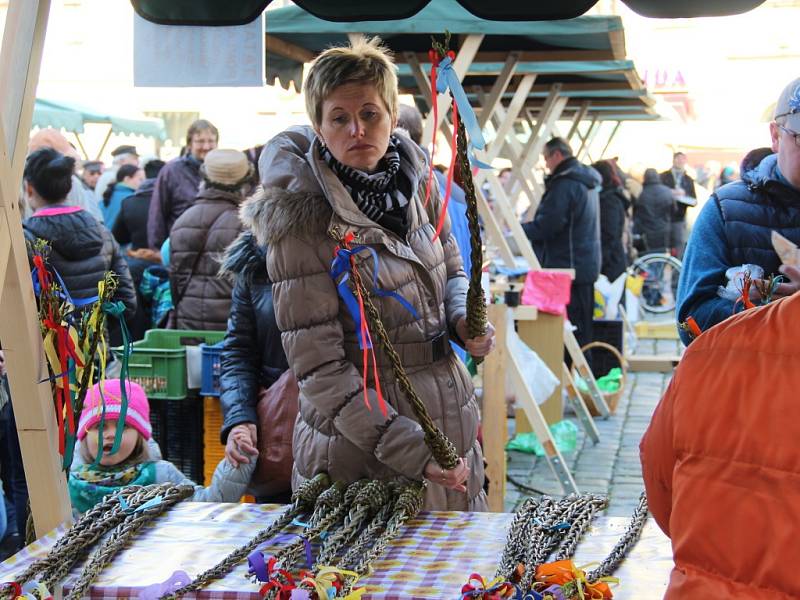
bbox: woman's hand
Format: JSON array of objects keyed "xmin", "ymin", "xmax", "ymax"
[
  {"xmin": 424, "ymin": 457, "xmax": 469, "ymax": 492},
  {"xmin": 456, "ymin": 318, "xmax": 496, "ymax": 358},
  {"xmin": 226, "ymin": 423, "xmax": 258, "ymax": 467}
]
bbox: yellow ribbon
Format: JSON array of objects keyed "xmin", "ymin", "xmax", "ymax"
[{"xmin": 300, "ymin": 566, "xmax": 364, "ymax": 600}]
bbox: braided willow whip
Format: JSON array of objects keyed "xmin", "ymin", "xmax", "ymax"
[
  {"xmin": 339, "ymin": 482, "xmax": 426, "ymax": 595},
  {"xmin": 587, "ymin": 492, "xmax": 649, "ymax": 581},
  {"xmin": 335, "ymin": 499, "xmax": 395, "ymax": 572},
  {"xmin": 316, "ymin": 480, "xmax": 390, "ymax": 566},
  {"xmin": 72, "ymin": 272, "xmax": 117, "ymax": 422},
  {"xmin": 161, "ymin": 473, "xmax": 331, "ymax": 600},
  {"xmin": 333, "ymin": 231, "xmax": 459, "ymax": 470},
  {"xmin": 262, "ymin": 481, "xmax": 350, "ymax": 598},
  {"xmin": 454, "ymin": 113, "xmax": 488, "ymax": 363},
  {"xmin": 39, "ymin": 486, "xmax": 169, "ymax": 590},
  {"xmin": 66, "ymin": 484, "xmax": 195, "ymax": 600},
  {"xmin": 495, "ymin": 492, "xmax": 649, "ymax": 593},
  {"xmin": 6, "ymin": 485, "xmax": 167, "ymax": 596}
]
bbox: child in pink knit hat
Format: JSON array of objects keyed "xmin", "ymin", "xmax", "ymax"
[{"xmin": 69, "ymin": 379, "xmax": 256, "ymax": 514}]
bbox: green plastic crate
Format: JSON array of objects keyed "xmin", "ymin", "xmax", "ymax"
[{"xmin": 112, "ymin": 329, "xmax": 225, "ymax": 400}]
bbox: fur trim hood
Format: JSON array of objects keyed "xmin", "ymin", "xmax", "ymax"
[
  {"xmin": 219, "ymin": 230, "xmax": 266, "ymax": 281},
  {"xmin": 240, "ymin": 187, "xmax": 332, "ymax": 247}
]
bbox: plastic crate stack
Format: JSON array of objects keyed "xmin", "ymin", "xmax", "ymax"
[
  {"xmin": 113, "ymin": 329, "xmax": 225, "ymax": 485},
  {"xmin": 200, "ymin": 341, "xmax": 227, "ymax": 486}
]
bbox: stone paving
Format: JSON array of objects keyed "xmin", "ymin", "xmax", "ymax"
[{"xmin": 503, "ymin": 333, "xmax": 682, "ymax": 517}]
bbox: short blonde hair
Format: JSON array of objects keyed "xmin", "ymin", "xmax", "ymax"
[{"xmin": 304, "ymin": 36, "xmax": 398, "ymax": 130}]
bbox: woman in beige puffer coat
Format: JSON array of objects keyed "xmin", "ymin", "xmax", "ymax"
[{"xmin": 245, "ymin": 38, "xmax": 493, "ymax": 511}]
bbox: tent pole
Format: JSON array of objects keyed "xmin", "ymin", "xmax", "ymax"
[
  {"xmin": 0, "ymin": 0, "xmax": 73, "ymax": 538},
  {"xmin": 579, "ymin": 118, "xmax": 603, "ymax": 163},
  {"xmin": 72, "ymin": 131, "xmax": 89, "ymax": 160},
  {"xmin": 476, "ymin": 52, "xmax": 519, "ymax": 129},
  {"xmin": 96, "ymin": 125, "xmax": 113, "ymax": 160},
  {"xmin": 576, "ymin": 115, "xmax": 599, "ymax": 159},
  {"xmin": 474, "ymin": 87, "xmax": 541, "ymax": 212},
  {"xmin": 566, "ymin": 101, "xmax": 591, "ymax": 142},
  {"xmin": 598, "ymin": 120, "xmax": 622, "ymax": 159}
]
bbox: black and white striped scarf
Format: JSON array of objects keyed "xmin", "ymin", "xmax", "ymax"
[{"xmin": 318, "ymin": 136, "xmax": 416, "ymax": 235}]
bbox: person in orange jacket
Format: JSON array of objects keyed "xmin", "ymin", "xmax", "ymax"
[{"xmin": 640, "ymin": 275, "xmax": 800, "ymax": 598}]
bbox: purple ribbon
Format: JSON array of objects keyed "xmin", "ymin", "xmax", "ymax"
[{"xmin": 137, "ymin": 570, "xmax": 191, "ymax": 600}]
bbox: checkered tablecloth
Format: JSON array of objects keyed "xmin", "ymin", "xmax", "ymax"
[{"xmin": 0, "ymin": 502, "xmax": 672, "ymax": 599}]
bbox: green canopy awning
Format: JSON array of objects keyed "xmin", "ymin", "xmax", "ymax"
[
  {"xmin": 131, "ymin": 0, "xmax": 766, "ymax": 25},
  {"xmin": 32, "ymin": 99, "xmax": 167, "ymax": 140}
]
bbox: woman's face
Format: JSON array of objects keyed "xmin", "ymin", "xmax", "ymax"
[
  {"xmin": 123, "ymin": 168, "xmax": 145, "ymax": 190},
  {"xmin": 85, "ymin": 421, "xmax": 139, "ymax": 466},
  {"xmin": 316, "ymin": 82, "xmax": 396, "ymax": 173}
]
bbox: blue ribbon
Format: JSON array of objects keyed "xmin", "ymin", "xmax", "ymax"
[
  {"xmin": 31, "ymin": 265, "xmax": 99, "ymax": 308},
  {"xmin": 435, "ymin": 56, "xmax": 492, "ymax": 169},
  {"xmin": 330, "ymin": 245, "xmax": 419, "ymax": 350}
]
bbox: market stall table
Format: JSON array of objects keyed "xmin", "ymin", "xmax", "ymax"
[{"xmin": 0, "ymin": 502, "xmax": 673, "ymax": 599}]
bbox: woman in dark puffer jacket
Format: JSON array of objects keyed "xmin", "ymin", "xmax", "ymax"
[
  {"xmin": 218, "ymin": 229, "xmax": 292, "ymax": 501},
  {"xmin": 22, "ymin": 148, "xmax": 136, "ymax": 319}
]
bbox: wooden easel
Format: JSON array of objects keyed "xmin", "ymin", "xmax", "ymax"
[{"xmin": 0, "ymin": 0, "xmax": 73, "ymax": 536}]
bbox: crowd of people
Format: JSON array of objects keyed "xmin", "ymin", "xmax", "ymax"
[{"xmin": 2, "ymin": 34, "xmax": 799, "ymax": 598}]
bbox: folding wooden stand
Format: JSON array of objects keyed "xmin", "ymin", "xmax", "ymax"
[
  {"xmin": 0, "ymin": 0, "xmax": 73, "ymax": 536},
  {"xmin": 483, "ymin": 304, "xmax": 579, "ymax": 511}
]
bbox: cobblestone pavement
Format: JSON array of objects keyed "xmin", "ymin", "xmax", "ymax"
[{"xmin": 503, "ymin": 334, "xmax": 682, "ymax": 517}]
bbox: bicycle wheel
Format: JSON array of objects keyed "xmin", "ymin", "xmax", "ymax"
[{"xmin": 631, "ymin": 253, "xmax": 682, "ymax": 314}]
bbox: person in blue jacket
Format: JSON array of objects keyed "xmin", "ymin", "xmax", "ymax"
[
  {"xmin": 676, "ymin": 77, "xmax": 800, "ymax": 345},
  {"xmin": 396, "ymin": 104, "xmax": 472, "ymax": 363}
]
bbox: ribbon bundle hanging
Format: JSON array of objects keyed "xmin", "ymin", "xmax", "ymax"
[
  {"xmin": 428, "ymin": 33, "xmax": 489, "ymax": 363},
  {"xmin": 32, "ymin": 248, "xmax": 85, "ymax": 468},
  {"xmin": 328, "ymin": 227, "xmax": 459, "ymax": 469},
  {"xmin": 330, "ymin": 231, "xmax": 418, "ymax": 418},
  {"xmin": 29, "ymin": 241, "xmax": 130, "ymax": 469}
]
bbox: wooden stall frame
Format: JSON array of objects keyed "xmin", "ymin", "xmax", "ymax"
[
  {"xmin": 0, "ymin": 0, "xmax": 73, "ymax": 536},
  {"xmin": 400, "ymin": 45, "xmax": 613, "ymax": 425},
  {"xmin": 483, "ymin": 304, "xmax": 579, "ymax": 511}
]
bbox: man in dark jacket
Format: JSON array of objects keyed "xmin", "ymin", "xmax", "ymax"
[
  {"xmin": 523, "ymin": 137, "xmax": 601, "ymax": 350},
  {"xmin": 676, "ymin": 77, "xmax": 800, "ymax": 345},
  {"xmin": 634, "ymin": 168, "xmax": 674, "ymax": 253},
  {"xmin": 147, "ymin": 120, "xmax": 218, "ymax": 249},
  {"xmin": 660, "ymin": 151, "xmax": 696, "ymax": 257}
]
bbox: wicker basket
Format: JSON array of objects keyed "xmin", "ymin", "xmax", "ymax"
[{"xmin": 572, "ymin": 341, "xmax": 627, "ymax": 416}]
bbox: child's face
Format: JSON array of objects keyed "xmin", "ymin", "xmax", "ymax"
[{"xmin": 86, "ymin": 420, "xmax": 139, "ymax": 466}]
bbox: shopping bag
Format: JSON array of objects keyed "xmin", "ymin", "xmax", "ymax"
[{"xmin": 506, "ymin": 310, "xmax": 559, "ymax": 405}]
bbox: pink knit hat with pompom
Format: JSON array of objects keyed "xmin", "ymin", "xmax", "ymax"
[{"xmin": 77, "ymin": 379, "xmax": 152, "ymax": 441}]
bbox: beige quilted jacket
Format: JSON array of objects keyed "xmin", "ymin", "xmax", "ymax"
[{"xmin": 245, "ymin": 125, "xmax": 487, "ymax": 511}]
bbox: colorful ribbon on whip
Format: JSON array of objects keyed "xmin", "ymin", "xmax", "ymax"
[
  {"xmin": 101, "ymin": 300, "xmax": 132, "ymax": 455},
  {"xmin": 33, "ymin": 254, "xmax": 85, "ymax": 466},
  {"xmin": 330, "ymin": 232, "xmax": 418, "ymax": 417},
  {"xmin": 426, "ymin": 41, "xmax": 491, "ymax": 242}
]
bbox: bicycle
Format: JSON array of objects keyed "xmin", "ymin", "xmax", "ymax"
[{"xmin": 629, "ymin": 251, "xmax": 682, "ymax": 314}]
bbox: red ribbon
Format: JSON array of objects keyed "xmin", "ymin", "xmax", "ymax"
[
  {"xmin": 36, "ymin": 253, "xmax": 84, "ymax": 457},
  {"xmin": 424, "ymin": 49, "xmax": 440, "ymax": 209},
  {"xmin": 333, "ymin": 232, "xmax": 388, "ymax": 418},
  {"xmin": 257, "ymin": 557, "xmax": 298, "ymax": 599}
]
